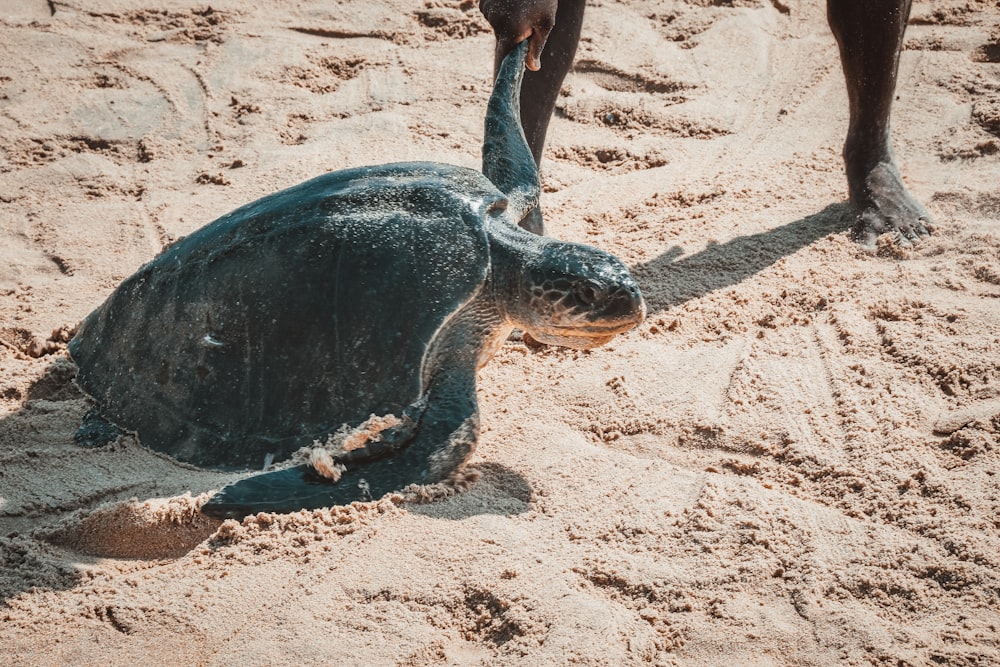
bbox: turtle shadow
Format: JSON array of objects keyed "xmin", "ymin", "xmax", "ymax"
[
  {"xmin": 406, "ymin": 462, "xmax": 534, "ymax": 520},
  {"xmin": 0, "ymin": 533, "xmax": 93, "ymax": 607},
  {"xmin": 0, "ymin": 361, "xmax": 98, "ymax": 605},
  {"xmin": 630, "ymin": 203, "xmax": 851, "ymax": 313},
  {"xmin": 1, "ymin": 359, "xmax": 89, "ymax": 605},
  {"xmin": 0, "ymin": 357, "xmax": 225, "ymax": 604}
]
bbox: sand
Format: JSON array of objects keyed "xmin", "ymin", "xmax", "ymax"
[{"xmin": 2, "ymin": 0, "xmax": 999, "ymax": 664}]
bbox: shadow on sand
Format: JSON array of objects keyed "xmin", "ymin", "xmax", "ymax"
[{"xmin": 631, "ymin": 203, "xmax": 851, "ymax": 313}]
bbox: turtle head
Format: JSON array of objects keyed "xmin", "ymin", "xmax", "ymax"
[{"xmin": 501, "ymin": 239, "xmax": 646, "ymax": 349}]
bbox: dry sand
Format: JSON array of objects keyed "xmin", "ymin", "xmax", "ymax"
[{"xmin": 2, "ymin": 0, "xmax": 1000, "ymax": 664}]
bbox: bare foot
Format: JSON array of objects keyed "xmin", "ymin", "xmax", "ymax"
[{"xmin": 851, "ymin": 162, "xmax": 932, "ymax": 250}]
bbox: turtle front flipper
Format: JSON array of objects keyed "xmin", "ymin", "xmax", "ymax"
[
  {"xmin": 200, "ymin": 298, "xmax": 499, "ymax": 519},
  {"xmin": 482, "ymin": 41, "xmax": 541, "ymax": 230}
]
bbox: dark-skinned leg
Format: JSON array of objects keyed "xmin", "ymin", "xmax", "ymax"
[
  {"xmin": 827, "ymin": 0, "xmax": 931, "ymax": 248},
  {"xmin": 494, "ymin": 0, "xmax": 585, "ymax": 234}
]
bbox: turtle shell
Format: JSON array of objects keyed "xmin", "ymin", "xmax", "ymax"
[{"xmin": 70, "ymin": 162, "xmax": 502, "ymax": 470}]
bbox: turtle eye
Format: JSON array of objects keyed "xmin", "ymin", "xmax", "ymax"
[{"xmin": 575, "ymin": 279, "xmax": 605, "ymax": 307}]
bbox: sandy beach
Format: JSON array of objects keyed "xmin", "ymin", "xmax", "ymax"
[{"xmin": 2, "ymin": 0, "xmax": 999, "ymax": 664}]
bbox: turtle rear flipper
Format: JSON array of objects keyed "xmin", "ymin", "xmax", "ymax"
[{"xmin": 74, "ymin": 407, "xmax": 124, "ymax": 448}]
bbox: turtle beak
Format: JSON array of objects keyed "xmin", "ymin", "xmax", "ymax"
[
  {"xmin": 570, "ymin": 268, "xmax": 645, "ymax": 331},
  {"xmin": 590, "ymin": 276, "xmax": 645, "ymax": 326}
]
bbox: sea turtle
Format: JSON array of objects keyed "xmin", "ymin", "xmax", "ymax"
[{"xmin": 69, "ymin": 42, "xmax": 645, "ymax": 519}]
